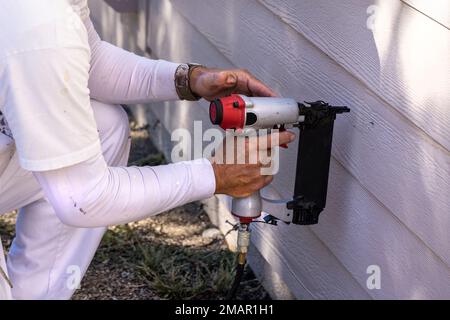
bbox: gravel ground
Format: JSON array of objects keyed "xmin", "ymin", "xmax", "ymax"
[{"xmin": 0, "ymin": 112, "xmax": 269, "ymax": 300}]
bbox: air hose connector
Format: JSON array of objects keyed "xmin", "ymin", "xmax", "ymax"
[
  {"xmin": 227, "ymin": 222, "xmax": 251, "ymax": 300},
  {"xmin": 237, "ymin": 223, "xmax": 251, "ymax": 259}
]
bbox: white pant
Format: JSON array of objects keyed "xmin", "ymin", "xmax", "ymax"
[{"xmin": 0, "ymin": 100, "xmax": 131, "ymax": 299}]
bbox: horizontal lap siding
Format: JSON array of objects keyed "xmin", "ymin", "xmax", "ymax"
[
  {"xmin": 168, "ymin": 0, "xmax": 450, "ymax": 267},
  {"xmin": 147, "ymin": 0, "xmax": 450, "ymax": 298},
  {"xmin": 89, "ymin": 0, "xmax": 147, "ymax": 54},
  {"xmin": 254, "ymin": 0, "xmax": 450, "ymax": 268},
  {"xmin": 259, "ymin": 0, "xmax": 450, "ymax": 151},
  {"xmin": 146, "ymin": 0, "xmax": 371, "ymax": 299},
  {"xmin": 90, "ymin": 0, "xmax": 450, "ymax": 299}
]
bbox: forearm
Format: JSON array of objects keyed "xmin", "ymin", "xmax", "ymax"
[
  {"xmin": 34, "ymin": 153, "xmax": 216, "ymax": 228},
  {"xmin": 85, "ymin": 18, "xmax": 180, "ymax": 104}
]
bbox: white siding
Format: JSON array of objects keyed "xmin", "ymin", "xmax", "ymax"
[
  {"xmin": 402, "ymin": 0, "xmax": 450, "ymax": 28},
  {"xmin": 90, "ymin": 0, "xmax": 450, "ymax": 299}
]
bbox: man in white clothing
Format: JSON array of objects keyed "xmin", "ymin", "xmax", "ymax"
[{"xmin": 0, "ymin": 0, "xmax": 295, "ymax": 299}]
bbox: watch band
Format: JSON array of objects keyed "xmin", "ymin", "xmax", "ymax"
[{"xmin": 175, "ymin": 63, "xmax": 203, "ymax": 101}]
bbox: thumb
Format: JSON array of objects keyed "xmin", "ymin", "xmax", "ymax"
[{"xmin": 220, "ymin": 71, "xmax": 238, "ymax": 88}]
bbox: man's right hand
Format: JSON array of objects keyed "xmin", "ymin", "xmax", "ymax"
[{"xmin": 210, "ymin": 131, "xmax": 296, "ymax": 198}]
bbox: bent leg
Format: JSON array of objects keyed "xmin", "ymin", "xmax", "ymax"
[
  {"xmin": 0, "ymin": 134, "xmax": 28, "ymax": 300},
  {"xmin": 5, "ymin": 100, "xmax": 131, "ymax": 299}
]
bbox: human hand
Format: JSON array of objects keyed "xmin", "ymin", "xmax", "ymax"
[
  {"xmin": 190, "ymin": 67, "xmax": 277, "ymax": 101},
  {"xmin": 210, "ymin": 131, "xmax": 295, "ymax": 198}
]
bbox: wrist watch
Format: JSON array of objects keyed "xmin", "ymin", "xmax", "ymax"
[{"xmin": 175, "ymin": 63, "xmax": 203, "ymax": 101}]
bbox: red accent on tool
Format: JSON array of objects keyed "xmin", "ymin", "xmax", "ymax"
[
  {"xmin": 210, "ymin": 95, "xmax": 246, "ymax": 130},
  {"xmin": 238, "ymin": 217, "xmax": 257, "ymax": 224},
  {"xmin": 231, "ymin": 213, "xmax": 260, "ymax": 224}
]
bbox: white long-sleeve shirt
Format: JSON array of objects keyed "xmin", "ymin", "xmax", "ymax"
[
  {"xmin": 0, "ymin": 0, "xmax": 216, "ymax": 227},
  {"xmin": 34, "ymin": 154, "xmax": 216, "ymax": 228}
]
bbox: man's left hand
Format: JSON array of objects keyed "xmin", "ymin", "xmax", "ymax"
[{"xmin": 190, "ymin": 67, "xmax": 277, "ymax": 101}]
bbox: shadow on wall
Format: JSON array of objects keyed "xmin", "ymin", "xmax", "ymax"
[
  {"xmin": 89, "ymin": 0, "xmax": 141, "ymax": 53},
  {"xmin": 104, "ymin": 0, "xmax": 138, "ymax": 13}
]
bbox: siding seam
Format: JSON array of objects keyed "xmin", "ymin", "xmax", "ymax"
[
  {"xmin": 400, "ymin": 0, "xmax": 450, "ymax": 30},
  {"xmin": 257, "ymin": 0, "xmax": 450, "ymax": 154}
]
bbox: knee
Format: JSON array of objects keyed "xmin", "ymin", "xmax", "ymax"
[
  {"xmin": 91, "ymin": 100, "xmax": 130, "ymax": 141},
  {"xmin": 90, "ymin": 100, "xmax": 131, "ymax": 166}
]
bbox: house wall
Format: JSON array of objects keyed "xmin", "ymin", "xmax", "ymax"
[{"xmin": 89, "ymin": 0, "xmax": 450, "ymax": 299}]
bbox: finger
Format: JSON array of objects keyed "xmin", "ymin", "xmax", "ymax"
[
  {"xmin": 248, "ymin": 131, "xmax": 296, "ymax": 150},
  {"xmin": 222, "ymin": 71, "xmax": 238, "ymax": 88},
  {"xmin": 207, "ymin": 71, "xmax": 237, "ymax": 91},
  {"xmin": 234, "ymin": 70, "xmax": 277, "ymax": 97},
  {"xmin": 248, "ymin": 76, "xmax": 277, "ymax": 97},
  {"xmin": 264, "ymin": 175, "xmax": 274, "ymax": 185},
  {"xmin": 200, "ymin": 71, "xmax": 239, "ymax": 101},
  {"xmin": 254, "ymin": 175, "xmax": 273, "ymax": 191},
  {"xmin": 270, "ymin": 131, "xmax": 296, "ymax": 149}
]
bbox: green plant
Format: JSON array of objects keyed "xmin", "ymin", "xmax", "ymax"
[{"xmin": 136, "ymin": 243, "xmax": 236, "ymax": 299}]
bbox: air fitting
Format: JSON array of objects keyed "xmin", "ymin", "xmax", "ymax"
[{"xmin": 237, "ymin": 223, "xmax": 251, "ymax": 265}]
